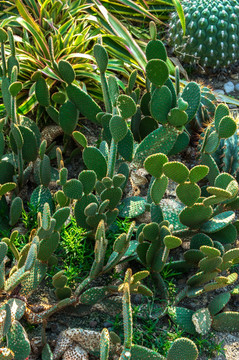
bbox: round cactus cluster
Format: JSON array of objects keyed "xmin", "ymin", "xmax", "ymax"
[{"xmin": 168, "ymin": 0, "xmax": 239, "ymax": 68}]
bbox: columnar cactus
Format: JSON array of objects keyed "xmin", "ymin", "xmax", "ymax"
[{"xmin": 168, "ymin": 0, "xmax": 239, "ymax": 68}]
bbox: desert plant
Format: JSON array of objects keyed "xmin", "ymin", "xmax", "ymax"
[{"xmin": 168, "ymin": 0, "xmax": 239, "ymax": 68}]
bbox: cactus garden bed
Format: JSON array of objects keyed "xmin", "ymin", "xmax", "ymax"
[{"xmin": 1, "ymin": 1, "xmax": 239, "ymax": 359}]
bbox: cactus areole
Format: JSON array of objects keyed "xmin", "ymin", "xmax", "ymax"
[{"xmin": 169, "ymin": 0, "xmax": 239, "ymax": 68}]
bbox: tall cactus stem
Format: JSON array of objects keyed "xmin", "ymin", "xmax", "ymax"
[{"xmin": 107, "ymin": 138, "xmax": 118, "ymax": 178}]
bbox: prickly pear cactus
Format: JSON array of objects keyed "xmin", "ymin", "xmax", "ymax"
[{"xmin": 169, "ymin": 0, "xmax": 239, "ymax": 68}]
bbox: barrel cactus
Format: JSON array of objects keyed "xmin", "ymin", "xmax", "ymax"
[{"xmin": 168, "ymin": 0, "xmax": 239, "ymax": 68}]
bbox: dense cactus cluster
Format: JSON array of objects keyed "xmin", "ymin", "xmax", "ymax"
[
  {"xmin": 0, "ymin": 11, "xmax": 239, "ymax": 360},
  {"xmin": 169, "ymin": 0, "xmax": 239, "ymax": 68}
]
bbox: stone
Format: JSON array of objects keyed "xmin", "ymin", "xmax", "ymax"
[
  {"xmin": 223, "ymin": 81, "xmax": 235, "ymax": 94},
  {"xmin": 235, "ymin": 83, "xmax": 239, "ymax": 92},
  {"xmin": 214, "ymin": 89, "xmax": 225, "ymax": 95}
]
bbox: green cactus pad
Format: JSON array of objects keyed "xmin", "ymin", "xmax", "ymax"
[
  {"xmin": 113, "ymin": 233, "xmax": 128, "ymax": 253},
  {"xmin": 7, "ymin": 320, "xmax": 30, "ymax": 360},
  {"xmin": 168, "ymin": 307, "xmax": 196, "ymax": 334},
  {"xmin": 35, "ymin": 77, "xmax": 50, "ymax": 107},
  {"xmin": 2, "ymin": 78, "xmax": 11, "ymax": 118},
  {"xmin": 146, "ymin": 39, "xmax": 167, "ymax": 62},
  {"xmin": 0, "ymin": 242, "xmax": 8, "ymax": 264},
  {"xmin": 223, "ymin": 248, "xmax": 239, "ymax": 263},
  {"xmin": 52, "ymin": 91, "xmax": 66, "ymax": 104},
  {"xmin": 203, "ymin": 131, "xmax": 220, "ymax": 154},
  {"xmin": 133, "ymin": 126, "xmax": 179, "ymax": 167},
  {"xmin": 184, "ymin": 249, "xmax": 205, "ymax": 264},
  {"xmin": 74, "ymin": 194, "xmax": 98, "ymax": 229},
  {"xmin": 139, "ymin": 116, "xmax": 158, "ymax": 139},
  {"xmin": 212, "ymin": 312, "xmax": 239, "ymax": 332},
  {"xmin": 146, "ymin": 59, "xmax": 169, "ymax": 86},
  {"xmin": 84, "ymin": 203, "xmax": 98, "ymax": 217},
  {"xmin": 53, "ymin": 275, "xmax": 67, "ymax": 289},
  {"xmin": 199, "ymin": 256, "xmax": 222, "ymax": 273},
  {"xmin": 20, "ymin": 260, "xmax": 47, "ymax": 297},
  {"xmin": 83, "ymin": 146, "xmax": 107, "ymax": 180},
  {"xmin": 63, "ymin": 179, "xmax": 83, "ymax": 200},
  {"xmin": 179, "ymin": 204, "xmax": 213, "ymax": 229},
  {"xmin": 187, "ymin": 271, "xmax": 218, "ymax": 287},
  {"xmin": 10, "ymin": 124, "xmax": 23, "ymax": 150},
  {"xmin": 214, "ymin": 172, "xmax": 236, "ymax": 189},
  {"xmin": 118, "ymin": 197, "xmax": 146, "ymax": 218},
  {"xmin": 102, "ymin": 177, "xmax": 113, "ymax": 189},
  {"xmin": 100, "ymin": 328, "xmax": 110, "ymax": 360},
  {"xmin": 208, "ymin": 292, "xmax": 231, "ymax": 316},
  {"xmin": 207, "ymin": 186, "xmax": 232, "ymax": 199},
  {"xmin": 80, "ymin": 286, "xmax": 109, "ymax": 305},
  {"xmin": 109, "ymin": 115, "xmax": 127, "ymax": 143},
  {"xmin": 73, "ymin": 131, "xmax": 88, "ymax": 148},
  {"xmin": 8, "ymin": 82, "xmax": 22, "ymax": 97},
  {"xmin": 181, "ymin": 82, "xmax": 201, "ymax": 122},
  {"xmin": 150, "ymin": 86, "xmax": 172, "ymax": 124},
  {"xmin": 210, "ymin": 224, "xmax": 237, "ymax": 245},
  {"xmin": 163, "ymin": 162, "xmax": 189, "ymax": 184},
  {"xmin": 117, "ymin": 95, "xmax": 137, "ymax": 120},
  {"xmin": 164, "ymin": 235, "xmax": 182, "ymax": 250},
  {"xmin": 218, "ymin": 116, "xmax": 237, "ymax": 139},
  {"xmin": 94, "ymin": 44, "xmax": 108, "ymax": 73},
  {"xmin": 168, "ymin": 108, "xmax": 188, "ymax": 127},
  {"xmin": 176, "ymin": 182, "xmax": 200, "ymax": 207},
  {"xmin": 161, "ymin": 199, "xmax": 186, "ymax": 231},
  {"xmin": 189, "ymin": 165, "xmax": 209, "ymax": 183},
  {"xmin": 200, "ymin": 211, "xmax": 235, "ymax": 233},
  {"xmin": 0, "ymin": 161, "xmax": 15, "ymax": 184},
  {"xmin": 40, "ymin": 154, "xmax": 51, "ymax": 188},
  {"xmin": 118, "ymin": 128, "xmax": 134, "ymax": 162},
  {"xmin": 214, "ymin": 104, "xmax": 230, "ymax": 131},
  {"xmin": 150, "ymin": 176, "xmax": 168, "ymax": 205},
  {"xmin": 192, "ymin": 308, "xmax": 212, "ymax": 335},
  {"xmin": 24, "ymin": 243, "xmax": 37, "ymax": 271},
  {"xmin": 167, "ymin": 338, "xmax": 198, "ymax": 360},
  {"xmin": 38, "ymin": 232, "xmax": 59, "ymax": 261},
  {"xmin": 58, "ymin": 60, "xmax": 75, "ymax": 84},
  {"xmin": 46, "ymin": 106, "xmax": 59, "ymax": 124},
  {"xmin": 78, "ymin": 170, "xmax": 97, "ymax": 195},
  {"xmin": 112, "ymin": 174, "xmax": 125, "ymax": 188},
  {"xmin": 42, "ymin": 344, "xmax": 53, "ymax": 360},
  {"xmin": 10, "ymin": 125, "xmax": 38, "ymax": 162},
  {"xmin": 199, "ymin": 246, "xmax": 221, "ymax": 258},
  {"xmin": 101, "ymin": 187, "xmax": 122, "ymax": 211},
  {"xmin": 66, "ymin": 84, "xmax": 101, "ymax": 124},
  {"xmin": 213, "ymin": 241, "xmax": 225, "ymax": 256},
  {"xmin": 144, "ymin": 153, "xmax": 168, "ymax": 179},
  {"xmin": 55, "ymin": 287, "xmax": 72, "ymax": 300},
  {"xmin": 52, "ymin": 207, "xmax": 70, "ymax": 231},
  {"xmin": 9, "ymin": 197, "xmax": 22, "ymax": 226},
  {"xmin": 59, "ymin": 101, "xmax": 78, "ymax": 135},
  {"xmin": 142, "ymin": 223, "xmax": 159, "ymax": 242},
  {"xmin": 190, "ymin": 233, "xmax": 213, "ymax": 249},
  {"xmin": 131, "ymin": 344, "xmax": 165, "ymax": 359},
  {"xmin": 0, "ymin": 27, "xmax": 8, "ymax": 42}
]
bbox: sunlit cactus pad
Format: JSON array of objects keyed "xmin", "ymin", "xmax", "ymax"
[{"xmin": 169, "ymin": 0, "xmax": 239, "ymax": 68}]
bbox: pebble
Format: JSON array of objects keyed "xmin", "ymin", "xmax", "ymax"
[
  {"xmin": 224, "ymin": 81, "xmax": 235, "ymax": 94},
  {"xmin": 103, "ymin": 321, "xmax": 112, "ymax": 328},
  {"xmin": 214, "ymin": 89, "xmax": 225, "ymax": 95},
  {"xmin": 235, "ymin": 83, "xmax": 239, "ymax": 92},
  {"xmin": 89, "ymin": 320, "xmax": 98, "ymax": 328}
]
